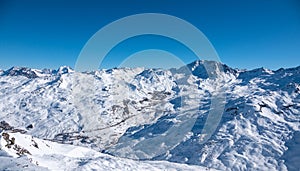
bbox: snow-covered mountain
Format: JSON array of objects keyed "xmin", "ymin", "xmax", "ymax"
[{"xmin": 0, "ymin": 60, "xmax": 299, "ymax": 170}]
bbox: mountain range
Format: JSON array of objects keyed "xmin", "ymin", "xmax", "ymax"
[{"xmin": 0, "ymin": 60, "xmax": 299, "ymax": 170}]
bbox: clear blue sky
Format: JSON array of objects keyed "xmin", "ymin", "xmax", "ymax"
[{"xmin": 0, "ymin": 0, "xmax": 299, "ymax": 70}]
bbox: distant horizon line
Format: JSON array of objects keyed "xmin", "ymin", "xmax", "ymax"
[{"xmin": 1, "ymin": 60, "xmax": 300, "ymax": 72}]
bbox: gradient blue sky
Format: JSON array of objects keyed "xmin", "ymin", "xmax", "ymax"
[{"xmin": 0, "ymin": 0, "xmax": 299, "ymax": 70}]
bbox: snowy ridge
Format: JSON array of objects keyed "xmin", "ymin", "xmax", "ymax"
[{"xmin": 0, "ymin": 60, "xmax": 299, "ymax": 170}]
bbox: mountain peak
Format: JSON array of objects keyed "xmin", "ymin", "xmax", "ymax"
[
  {"xmin": 172, "ymin": 60, "xmax": 237, "ymax": 79},
  {"xmin": 4, "ymin": 67, "xmax": 39, "ymax": 79},
  {"xmin": 56, "ymin": 66, "xmax": 74, "ymax": 74}
]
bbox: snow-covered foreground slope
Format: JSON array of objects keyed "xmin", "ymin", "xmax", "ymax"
[
  {"xmin": 0, "ymin": 60, "xmax": 299, "ymax": 170},
  {"xmin": 0, "ymin": 131, "xmax": 208, "ymax": 170}
]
